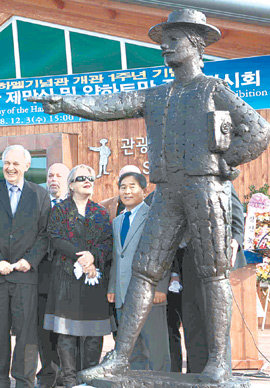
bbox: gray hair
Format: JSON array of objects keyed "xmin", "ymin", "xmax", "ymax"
[
  {"xmin": 2, "ymin": 145, "xmax": 32, "ymax": 164},
  {"xmin": 67, "ymin": 164, "xmax": 96, "ymax": 196}
]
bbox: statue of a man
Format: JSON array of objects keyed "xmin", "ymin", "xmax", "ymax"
[
  {"xmin": 30, "ymin": 9, "xmax": 270, "ymax": 383},
  {"xmin": 89, "ymin": 138, "xmax": 111, "ymax": 178}
]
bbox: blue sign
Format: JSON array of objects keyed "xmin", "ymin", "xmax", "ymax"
[
  {"xmin": 204, "ymin": 55, "xmax": 270, "ymax": 110},
  {"xmin": 0, "ymin": 55, "xmax": 269, "ymax": 126}
]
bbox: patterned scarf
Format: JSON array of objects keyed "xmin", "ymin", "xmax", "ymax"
[{"xmin": 48, "ymin": 196, "xmax": 113, "ymax": 293}]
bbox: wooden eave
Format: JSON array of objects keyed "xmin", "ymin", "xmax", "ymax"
[{"xmin": 0, "ymin": 0, "xmax": 269, "ymax": 59}]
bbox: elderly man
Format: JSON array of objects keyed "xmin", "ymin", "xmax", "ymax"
[
  {"xmin": 47, "ymin": 163, "xmax": 70, "ymax": 205},
  {"xmin": 29, "ymin": 9, "xmax": 270, "ymax": 383},
  {"xmin": 0, "ymin": 145, "xmax": 50, "ymax": 388},
  {"xmin": 37, "ymin": 163, "xmax": 70, "ymax": 388}
]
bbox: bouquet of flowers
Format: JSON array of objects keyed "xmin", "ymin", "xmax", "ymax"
[
  {"xmin": 253, "ymin": 212, "xmax": 270, "ymax": 256},
  {"xmin": 256, "ymin": 258, "xmax": 270, "ymax": 284}
]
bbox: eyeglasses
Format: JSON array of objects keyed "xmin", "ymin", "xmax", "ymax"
[{"xmin": 71, "ymin": 176, "xmax": 95, "ymax": 183}]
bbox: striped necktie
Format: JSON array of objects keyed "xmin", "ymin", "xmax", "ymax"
[
  {"xmin": 9, "ymin": 185, "xmax": 19, "ymax": 216},
  {"xmin": 52, "ymin": 198, "xmax": 61, "ymax": 207}
]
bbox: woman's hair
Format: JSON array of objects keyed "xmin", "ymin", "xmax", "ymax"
[{"xmin": 67, "ymin": 164, "xmax": 96, "ymax": 196}]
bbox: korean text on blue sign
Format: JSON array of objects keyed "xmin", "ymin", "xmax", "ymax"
[{"xmin": 0, "ymin": 55, "xmax": 269, "ymax": 126}]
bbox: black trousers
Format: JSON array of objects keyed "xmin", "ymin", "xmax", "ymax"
[
  {"xmin": 37, "ymin": 293, "xmax": 59, "ymax": 386},
  {"xmin": 0, "ymin": 282, "xmax": 38, "ymax": 388},
  {"xmin": 57, "ymin": 334, "xmax": 103, "ymax": 385},
  {"xmin": 167, "ymin": 291, "xmax": 182, "ymax": 372},
  {"xmin": 181, "ymin": 250, "xmax": 208, "ymax": 373}
]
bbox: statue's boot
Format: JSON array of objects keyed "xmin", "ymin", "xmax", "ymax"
[
  {"xmin": 199, "ymin": 277, "xmax": 232, "ymax": 383},
  {"xmin": 77, "ymin": 275, "xmax": 155, "ymax": 384}
]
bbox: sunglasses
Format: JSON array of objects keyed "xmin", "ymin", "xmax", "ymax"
[{"xmin": 71, "ymin": 176, "xmax": 95, "ymax": 183}]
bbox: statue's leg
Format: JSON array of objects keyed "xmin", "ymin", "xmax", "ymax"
[
  {"xmin": 103, "ymin": 162, "xmax": 109, "ymax": 174},
  {"xmin": 184, "ymin": 176, "xmax": 232, "ymax": 383},
  {"xmin": 199, "ymin": 277, "xmax": 232, "ymax": 383},
  {"xmin": 96, "ymin": 163, "xmax": 103, "ymax": 178},
  {"xmin": 78, "ymin": 184, "xmax": 186, "ymax": 382}
]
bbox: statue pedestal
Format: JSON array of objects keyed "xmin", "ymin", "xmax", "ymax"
[{"xmin": 81, "ymin": 371, "xmax": 250, "ymax": 388}]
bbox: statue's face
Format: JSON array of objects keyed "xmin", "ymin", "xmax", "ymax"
[{"xmin": 161, "ymin": 27, "xmax": 199, "ymax": 68}]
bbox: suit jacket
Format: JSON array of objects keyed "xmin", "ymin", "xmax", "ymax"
[
  {"xmin": 38, "ymin": 202, "xmax": 54, "ymax": 295},
  {"xmin": 108, "ymin": 201, "xmax": 170, "ymax": 309},
  {"xmin": 0, "ymin": 179, "xmax": 50, "ymax": 285},
  {"xmin": 230, "ymin": 185, "xmax": 246, "ymax": 270}
]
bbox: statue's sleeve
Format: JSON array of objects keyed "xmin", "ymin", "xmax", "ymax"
[
  {"xmin": 61, "ymin": 90, "xmax": 145, "ymax": 121},
  {"xmin": 213, "ymin": 81, "xmax": 270, "ymax": 167}
]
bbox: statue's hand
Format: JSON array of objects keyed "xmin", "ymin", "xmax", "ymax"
[
  {"xmin": 219, "ymin": 158, "xmax": 240, "ymax": 181},
  {"xmin": 27, "ymin": 95, "xmax": 63, "ymax": 114}
]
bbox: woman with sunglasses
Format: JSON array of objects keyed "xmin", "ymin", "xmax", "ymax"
[{"xmin": 44, "ymin": 164, "xmax": 114, "ymax": 387}]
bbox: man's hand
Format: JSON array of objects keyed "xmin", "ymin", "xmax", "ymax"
[
  {"xmin": 0, "ymin": 261, "xmax": 14, "ymax": 275},
  {"xmin": 230, "ymin": 239, "xmax": 239, "ymax": 268},
  {"xmin": 15, "ymin": 259, "xmax": 31, "ymax": 272},
  {"xmin": 169, "ymin": 274, "xmax": 180, "ymax": 286},
  {"xmin": 107, "ymin": 293, "xmax": 115, "ymax": 303},
  {"xmin": 27, "ymin": 95, "xmax": 63, "ymax": 114},
  {"xmin": 153, "ymin": 291, "xmax": 167, "ymax": 304}
]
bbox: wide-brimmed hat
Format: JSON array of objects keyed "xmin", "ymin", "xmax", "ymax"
[{"xmin": 148, "ymin": 8, "xmax": 221, "ymax": 46}]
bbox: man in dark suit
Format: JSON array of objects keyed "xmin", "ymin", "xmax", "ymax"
[
  {"xmin": 37, "ymin": 163, "xmax": 70, "ymax": 388},
  {"xmin": 107, "ymin": 172, "xmax": 171, "ymax": 371},
  {"xmin": 0, "ymin": 144, "xmax": 50, "ymax": 388}
]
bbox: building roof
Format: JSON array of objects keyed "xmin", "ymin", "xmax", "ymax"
[{"xmin": 114, "ymin": 0, "xmax": 270, "ymax": 25}]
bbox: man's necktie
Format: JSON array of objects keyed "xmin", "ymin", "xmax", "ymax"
[
  {"xmin": 9, "ymin": 186, "xmax": 19, "ymax": 215},
  {"xmin": 52, "ymin": 198, "xmax": 61, "ymax": 207},
  {"xmin": 120, "ymin": 211, "xmax": 131, "ymax": 247}
]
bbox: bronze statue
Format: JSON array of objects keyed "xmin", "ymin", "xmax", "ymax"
[{"xmin": 29, "ymin": 9, "xmax": 270, "ymax": 384}]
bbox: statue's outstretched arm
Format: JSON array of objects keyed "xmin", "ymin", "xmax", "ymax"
[
  {"xmin": 28, "ymin": 90, "xmax": 145, "ymax": 121},
  {"xmin": 214, "ymin": 83, "xmax": 270, "ymax": 167},
  {"xmin": 89, "ymin": 147, "xmax": 100, "ymax": 152}
]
